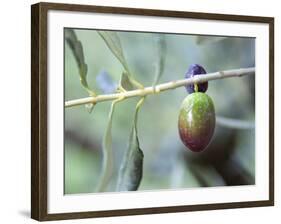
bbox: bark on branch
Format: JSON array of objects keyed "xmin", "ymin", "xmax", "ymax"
[{"xmin": 65, "ymin": 67, "xmax": 255, "ymax": 108}]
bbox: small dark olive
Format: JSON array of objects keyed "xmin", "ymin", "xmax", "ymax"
[{"xmin": 185, "ymin": 64, "xmax": 208, "ymax": 93}]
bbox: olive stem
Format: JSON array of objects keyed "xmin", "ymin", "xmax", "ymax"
[
  {"xmin": 65, "ymin": 67, "xmax": 255, "ymax": 108},
  {"xmin": 194, "ymin": 83, "xmax": 199, "ymax": 92}
]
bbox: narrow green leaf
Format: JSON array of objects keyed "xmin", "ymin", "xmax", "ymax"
[
  {"xmin": 97, "ymin": 31, "xmax": 143, "ymax": 89},
  {"xmin": 96, "ymin": 101, "xmax": 118, "ymax": 192},
  {"xmin": 119, "ymin": 72, "xmax": 135, "ymax": 91},
  {"xmin": 65, "ymin": 29, "xmax": 84, "ymax": 67},
  {"xmin": 79, "ymin": 63, "xmax": 88, "ymax": 86},
  {"xmin": 116, "ymin": 98, "xmax": 145, "ymax": 191},
  {"xmin": 97, "ymin": 31, "xmax": 130, "ymax": 73},
  {"xmin": 153, "ymin": 35, "xmax": 167, "ymax": 87},
  {"xmin": 65, "ymin": 29, "xmax": 94, "ymax": 95}
]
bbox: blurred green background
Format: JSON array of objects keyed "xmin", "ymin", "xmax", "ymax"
[{"xmin": 64, "ymin": 29, "xmax": 255, "ymax": 194}]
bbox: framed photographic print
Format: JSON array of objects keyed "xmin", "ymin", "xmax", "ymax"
[{"xmin": 31, "ymin": 2, "xmax": 274, "ymax": 221}]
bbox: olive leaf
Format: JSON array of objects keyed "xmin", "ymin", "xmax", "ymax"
[
  {"xmin": 119, "ymin": 72, "xmax": 135, "ymax": 91},
  {"xmin": 116, "ymin": 98, "xmax": 145, "ymax": 191},
  {"xmin": 153, "ymin": 35, "xmax": 167, "ymax": 87},
  {"xmin": 65, "ymin": 29, "xmax": 96, "ymax": 113},
  {"xmin": 65, "ymin": 29, "xmax": 93, "ymax": 94},
  {"xmin": 97, "ymin": 31, "xmax": 143, "ymax": 89},
  {"xmin": 97, "ymin": 31, "xmax": 130, "ymax": 74},
  {"xmin": 96, "ymin": 101, "xmax": 118, "ymax": 192}
]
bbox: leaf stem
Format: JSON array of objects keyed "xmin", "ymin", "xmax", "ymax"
[{"xmin": 65, "ymin": 67, "xmax": 255, "ymax": 108}]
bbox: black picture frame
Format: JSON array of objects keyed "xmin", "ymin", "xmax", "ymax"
[{"xmin": 31, "ymin": 2, "xmax": 274, "ymax": 221}]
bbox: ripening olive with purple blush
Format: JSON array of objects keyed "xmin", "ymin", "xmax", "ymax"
[
  {"xmin": 178, "ymin": 92, "xmax": 215, "ymax": 152},
  {"xmin": 185, "ymin": 64, "xmax": 208, "ymax": 93}
]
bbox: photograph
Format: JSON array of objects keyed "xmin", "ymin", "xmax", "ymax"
[{"xmin": 64, "ymin": 28, "xmax": 255, "ymax": 194}]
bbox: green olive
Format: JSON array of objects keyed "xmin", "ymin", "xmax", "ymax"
[{"xmin": 178, "ymin": 92, "xmax": 215, "ymax": 152}]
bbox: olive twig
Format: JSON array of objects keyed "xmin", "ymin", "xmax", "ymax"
[{"xmin": 65, "ymin": 67, "xmax": 255, "ymax": 108}]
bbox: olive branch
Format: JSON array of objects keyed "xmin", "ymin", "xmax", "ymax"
[{"xmin": 65, "ymin": 67, "xmax": 255, "ymax": 108}]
